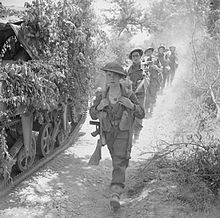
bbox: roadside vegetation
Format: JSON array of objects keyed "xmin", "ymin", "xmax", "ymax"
[
  {"xmin": 121, "ymin": 0, "xmax": 220, "ymax": 214},
  {"xmin": 98, "ymin": 0, "xmax": 220, "ymax": 214},
  {"xmin": 1, "ymin": 0, "xmax": 220, "ymax": 215}
]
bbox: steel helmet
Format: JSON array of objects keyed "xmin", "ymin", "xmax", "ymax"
[
  {"xmin": 169, "ymin": 46, "xmax": 176, "ymax": 49},
  {"xmin": 129, "ymin": 48, "xmax": 143, "ymax": 60},
  {"xmin": 144, "ymin": 47, "xmax": 154, "ymax": 54},
  {"xmin": 158, "ymin": 45, "xmax": 166, "ymax": 50},
  {"xmin": 101, "ymin": 62, "xmax": 126, "ymax": 77}
]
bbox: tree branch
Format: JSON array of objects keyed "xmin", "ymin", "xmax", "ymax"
[{"xmin": 209, "ymin": 84, "xmax": 220, "ymax": 119}]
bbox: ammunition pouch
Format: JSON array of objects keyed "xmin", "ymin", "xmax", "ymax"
[{"xmin": 119, "ymin": 110, "xmax": 131, "ymax": 131}]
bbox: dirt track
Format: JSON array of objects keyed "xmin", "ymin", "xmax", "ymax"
[
  {"xmin": 0, "ymin": 69, "xmax": 185, "ymax": 218},
  {"xmin": 1, "ymin": 60, "xmax": 219, "ymax": 218}
]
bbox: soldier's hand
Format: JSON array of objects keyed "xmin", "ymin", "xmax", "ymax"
[
  {"xmin": 118, "ymin": 96, "xmax": 134, "ymax": 110},
  {"xmin": 96, "ymin": 98, "xmax": 109, "ymax": 111}
]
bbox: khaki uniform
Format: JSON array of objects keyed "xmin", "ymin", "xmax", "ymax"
[
  {"xmin": 158, "ymin": 53, "xmax": 169, "ymax": 90},
  {"xmin": 147, "ymin": 56, "xmax": 161, "ymax": 111},
  {"xmin": 168, "ymin": 52, "xmax": 178, "ymax": 85},
  {"xmin": 89, "ymin": 84, "xmax": 145, "ymax": 188},
  {"xmin": 127, "ymin": 63, "xmax": 145, "ymax": 138}
]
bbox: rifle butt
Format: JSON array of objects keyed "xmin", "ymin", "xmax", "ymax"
[{"xmin": 88, "ymin": 139, "xmax": 102, "ymax": 166}]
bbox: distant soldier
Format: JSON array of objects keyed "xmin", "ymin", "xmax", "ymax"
[
  {"xmin": 167, "ymin": 46, "xmax": 178, "ymax": 86},
  {"xmin": 143, "ymin": 47, "xmax": 162, "ymax": 114},
  {"xmin": 127, "ymin": 48, "xmax": 147, "ymax": 141},
  {"xmin": 157, "ymin": 45, "xmax": 170, "ymax": 92},
  {"xmin": 142, "ymin": 49, "xmax": 151, "ymax": 114}
]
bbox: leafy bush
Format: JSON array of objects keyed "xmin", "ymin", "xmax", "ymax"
[
  {"xmin": 0, "ymin": 0, "xmax": 97, "ymax": 179},
  {"xmin": 167, "ymin": 35, "xmax": 220, "ymax": 210}
]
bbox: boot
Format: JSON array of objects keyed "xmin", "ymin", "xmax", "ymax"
[
  {"xmin": 110, "ymin": 184, "xmax": 123, "ymax": 211},
  {"xmin": 110, "ymin": 193, "xmax": 120, "ymax": 211}
]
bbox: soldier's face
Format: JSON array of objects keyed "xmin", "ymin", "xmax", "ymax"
[
  {"xmin": 106, "ymin": 71, "xmax": 121, "ymax": 86},
  {"xmin": 159, "ymin": 48, "xmax": 165, "ymax": 54},
  {"xmin": 170, "ymin": 47, "xmax": 175, "ymax": 52},
  {"xmin": 145, "ymin": 50, "xmax": 153, "ymax": 56},
  {"xmin": 131, "ymin": 52, "xmax": 141, "ymax": 64}
]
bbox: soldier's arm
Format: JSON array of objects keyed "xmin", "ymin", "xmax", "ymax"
[
  {"xmin": 153, "ymin": 59, "xmax": 162, "ymax": 73},
  {"xmin": 129, "ymin": 92, "xmax": 145, "ymax": 119}
]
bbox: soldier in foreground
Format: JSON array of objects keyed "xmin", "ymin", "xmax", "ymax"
[{"xmin": 89, "ymin": 62, "xmax": 145, "ymax": 210}]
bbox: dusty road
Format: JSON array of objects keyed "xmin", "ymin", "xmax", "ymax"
[
  {"xmin": 0, "ymin": 78, "xmax": 182, "ymax": 218},
  {"xmin": 2, "ymin": 61, "xmax": 218, "ymax": 218}
]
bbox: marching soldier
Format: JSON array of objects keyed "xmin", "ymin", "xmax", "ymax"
[
  {"xmin": 157, "ymin": 45, "xmax": 170, "ymax": 92},
  {"xmin": 143, "ymin": 47, "xmax": 162, "ymax": 114},
  {"xmin": 142, "ymin": 49, "xmax": 151, "ymax": 114},
  {"xmin": 167, "ymin": 46, "xmax": 178, "ymax": 86},
  {"xmin": 89, "ymin": 62, "xmax": 145, "ymax": 210},
  {"xmin": 127, "ymin": 48, "xmax": 147, "ymax": 141}
]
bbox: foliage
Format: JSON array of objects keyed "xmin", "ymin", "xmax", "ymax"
[
  {"xmin": 1, "ymin": 0, "xmax": 96, "ymax": 116},
  {"xmin": 0, "ymin": 3, "xmax": 23, "ymax": 19},
  {"xmin": 158, "ymin": 2, "xmax": 220, "ymax": 208},
  {"xmin": 102, "ymin": 0, "xmax": 210, "ymax": 38},
  {"xmin": 1, "ymin": 62, "xmax": 60, "ymax": 113},
  {"xmin": 93, "ymin": 31, "xmax": 133, "ymax": 90},
  {"xmin": 101, "ymin": 33, "xmax": 132, "ymax": 65},
  {"xmin": 0, "ymin": 127, "xmax": 15, "ymax": 182},
  {"xmin": 177, "ymin": 30, "xmax": 220, "ymax": 197},
  {"xmin": 207, "ymin": 0, "xmax": 220, "ymax": 36},
  {"xmin": 130, "ymin": 0, "xmax": 220, "ymax": 211},
  {"xmin": 0, "ymin": 0, "xmax": 97, "ymax": 178},
  {"xmin": 103, "ymin": 0, "xmax": 145, "ymax": 36},
  {"xmin": 100, "ymin": 0, "xmax": 210, "ymax": 67},
  {"xmin": 21, "ymin": 0, "xmax": 95, "ymax": 99},
  {"xmin": 155, "ymin": 8, "xmax": 220, "ymax": 208},
  {"xmin": 148, "ymin": 0, "xmax": 209, "ymax": 32}
]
